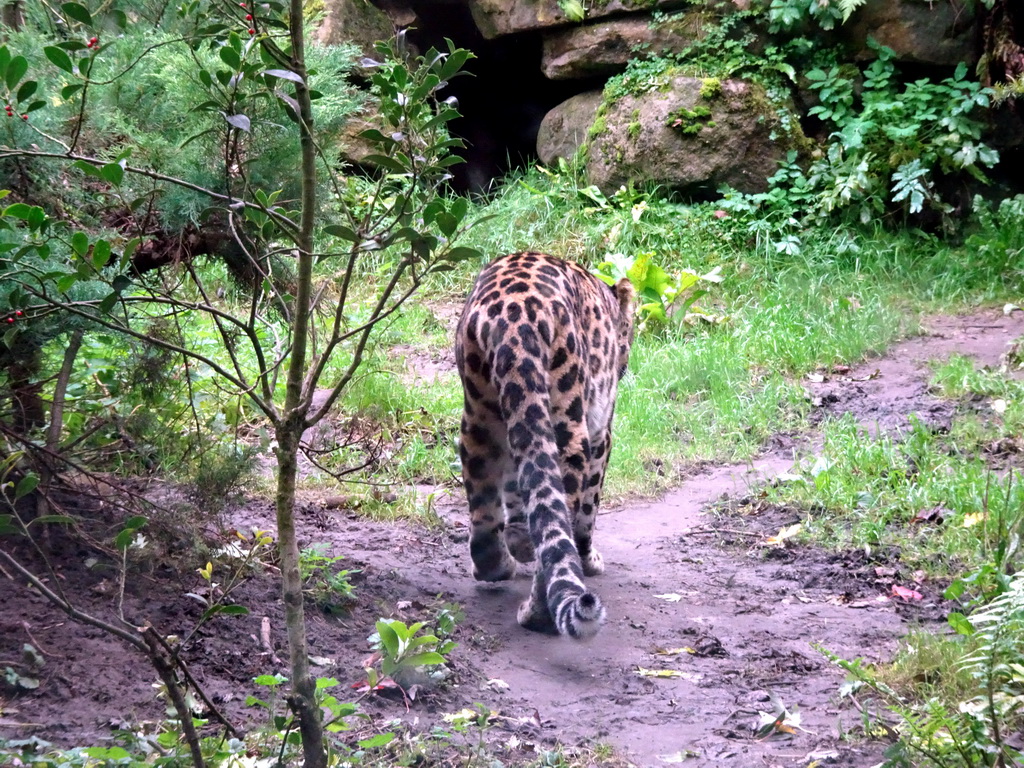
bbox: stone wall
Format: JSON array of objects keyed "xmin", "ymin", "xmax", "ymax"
[{"xmin": 320, "ymin": 0, "xmax": 1019, "ymax": 196}]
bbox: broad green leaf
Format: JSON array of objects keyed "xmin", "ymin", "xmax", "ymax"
[
  {"xmin": 71, "ymin": 231, "xmax": 89, "ymax": 256},
  {"xmin": 3, "ymin": 202, "xmax": 33, "ymax": 219},
  {"xmin": 254, "ymin": 674, "xmax": 286, "ymax": 686},
  {"xmin": 219, "ymin": 47, "xmax": 241, "ymax": 70},
  {"xmin": 323, "ymin": 224, "xmax": 359, "ymax": 242},
  {"xmin": 100, "ymin": 162, "xmax": 123, "ymax": 186},
  {"xmin": 401, "ymin": 651, "xmax": 445, "ymax": 668},
  {"xmin": 5, "ymin": 55, "xmax": 27, "ymax": 89},
  {"xmin": 73, "ymin": 159, "xmax": 103, "ymax": 178},
  {"xmin": 82, "ymin": 748, "xmax": 130, "ymax": 760},
  {"xmin": 98, "ymin": 291, "xmax": 118, "ymax": 314},
  {"xmin": 947, "ymin": 611, "xmax": 974, "ymax": 636},
  {"xmin": 61, "ymin": 2, "xmax": 94, "ymax": 25},
  {"xmin": 91, "ymin": 238, "xmax": 111, "ymax": 268},
  {"xmin": 30, "ymin": 515, "xmax": 75, "ymax": 525},
  {"xmin": 357, "ymin": 733, "xmax": 395, "ymax": 749},
  {"xmin": 113, "ymin": 528, "xmax": 135, "ymax": 550},
  {"xmin": 15, "ymin": 473, "xmax": 39, "ymax": 499},
  {"xmin": 16, "ymin": 80, "xmax": 37, "ymax": 103},
  {"xmin": 44, "ymin": 47, "xmax": 75, "ymax": 74},
  {"xmin": 375, "ymin": 620, "xmax": 400, "ymax": 660},
  {"xmin": 61, "ymin": 82, "xmax": 84, "ymax": 100}
]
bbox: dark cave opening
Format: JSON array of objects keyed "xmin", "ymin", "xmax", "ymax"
[{"xmin": 404, "ymin": 2, "xmax": 603, "ymax": 194}]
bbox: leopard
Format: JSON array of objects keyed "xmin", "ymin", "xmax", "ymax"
[{"xmin": 454, "ymin": 251, "xmax": 635, "ymax": 640}]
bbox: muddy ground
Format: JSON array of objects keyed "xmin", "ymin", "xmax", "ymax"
[{"xmin": 2, "ymin": 308, "xmax": 1023, "ymax": 767}]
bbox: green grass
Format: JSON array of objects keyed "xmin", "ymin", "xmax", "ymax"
[{"xmin": 758, "ymin": 350, "xmax": 1024, "ymax": 583}]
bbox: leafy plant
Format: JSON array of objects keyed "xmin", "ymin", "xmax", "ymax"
[
  {"xmin": 821, "ymin": 574, "xmax": 1024, "ymax": 767},
  {"xmin": 594, "ymin": 251, "xmax": 724, "ymax": 332},
  {"xmin": 299, "ymin": 544, "xmax": 360, "ymax": 614},
  {"xmin": 803, "ymin": 44, "xmax": 996, "ymax": 222},
  {"xmin": 370, "ymin": 618, "xmax": 456, "ymax": 689}
]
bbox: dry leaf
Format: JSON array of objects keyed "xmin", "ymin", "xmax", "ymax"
[
  {"xmin": 654, "ymin": 647, "xmax": 696, "ymax": 656},
  {"xmin": 891, "ymin": 585, "xmax": 923, "ymax": 601},
  {"xmin": 636, "ymin": 667, "xmax": 685, "ymax": 678},
  {"xmin": 654, "ymin": 593, "xmax": 683, "ymax": 602},
  {"xmin": 659, "ymin": 750, "xmax": 699, "ymax": 763},
  {"xmin": 963, "ymin": 512, "xmax": 986, "ymax": 528},
  {"xmin": 766, "ymin": 523, "xmax": 802, "ymax": 545}
]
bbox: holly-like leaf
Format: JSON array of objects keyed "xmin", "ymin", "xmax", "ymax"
[
  {"xmin": 44, "ymin": 47, "xmax": 75, "ymax": 74},
  {"xmin": 61, "ymin": 2, "xmax": 94, "ymax": 25}
]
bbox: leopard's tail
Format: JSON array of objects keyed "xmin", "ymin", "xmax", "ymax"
[{"xmin": 501, "ymin": 380, "xmax": 605, "ymax": 640}]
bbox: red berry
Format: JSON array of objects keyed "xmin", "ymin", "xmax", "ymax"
[
  {"xmin": 239, "ymin": 2, "xmax": 246, "ymax": 6},
  {"xmin": 15, "ymin": 311, "xmax": 23, "ymax": 316},
  {"xmin": 6, "ymin": 318, "xmax": 13, "ymax": 324},
  {"xmin": 245, "ymin": 13, "xmax": 252, "ymax": 19},
  {"xmin": 248, "ymin": 28, "xmax": 255, "ymax": 34},
  {"xmin": 21, "ymin": 114, "xmax": 27, "ymax": 120}
]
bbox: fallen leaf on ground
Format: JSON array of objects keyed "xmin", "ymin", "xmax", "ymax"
[
  {"xmin": 636, "ymin": 667, "xmax": 687, "ymax": 679},
  {"xmin": 654, "ymin": 593, "xmax": 683, "ymax": 602},
  {"xmin": 654, "ymin": 647, "xmax": 696, "ymax": 656},
  {"xmin": 766, "ymin": 523, "xmax": 802, "ymax": 545},
  {"xmin": 805, "ymin": 372, "xmax": 826, "ymax": 383},
  {"xmin": 891, "ymin": 585, "xmax": 923, "ymax": 601},
  {"xmin": 482, "ymin": 678, "xmax": 509, "ymax": 692},
  {"xmin": 963, "ymin": 512, "xmax": 986, "ymax": 528},
  {"xmin": 659, "ymin": 750, "xmax": 700, "ymax": 763}
]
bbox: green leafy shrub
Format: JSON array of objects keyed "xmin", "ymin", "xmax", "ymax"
[
  {"xmin": 594, "ymin": 251, "xmax": 724, "ymax": 333},
  {"xmin": 299, "ymin": 544, "xmax": 360, "ymax": 614}
]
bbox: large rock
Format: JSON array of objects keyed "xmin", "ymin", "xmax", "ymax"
[
  {"xmin": 317, "ymin": 0, "xmax": 414, "ymax": 58},
  {"xmin": 466, "ymin": 0, "xmax": 688, "ymax": 40},
  {"xmin": 542, "ymin": 15, "xmax": 698, "ymax": 80},
  {"xmin": 842, "ymin": 0, "xmax": 978, "ymax": 66},
  {"xmin": 537, "ymin": 90, "xmax": 604, "ymax": 164},
  {"xmin": 584, "ymin": 76, "xmax": 795, "ymax": 195}
]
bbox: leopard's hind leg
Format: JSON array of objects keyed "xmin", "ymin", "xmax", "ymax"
[
  {"xmin": 460, "ymin": 409, "xmax": 516, "ymax": 582},
  {"xmin": 574, "ymin": 428, "xmax": 611, "ymax": 577}
]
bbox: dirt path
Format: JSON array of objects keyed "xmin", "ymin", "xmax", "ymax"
[{"xmin": 2, "ymin": 309, "xmax": 1022, "ymax": 766}]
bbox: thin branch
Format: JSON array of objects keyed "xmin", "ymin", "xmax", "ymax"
[{"xmin": 0, "ymin": 549, "xmax": 147, "ymax": 650}]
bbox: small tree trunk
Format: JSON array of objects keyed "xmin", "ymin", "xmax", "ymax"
[
  {"xmin": 273, "ymin": 422, "xmax": 325, "ymax": 768},
  {"xmin": 1, "ymin": 1, "xmax": 23, "ymax": 31},
  {"xmin": 272, "ymin": 3, "xmax": 326, "ymax": 764}
]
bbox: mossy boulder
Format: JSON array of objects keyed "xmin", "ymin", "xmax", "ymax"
[
  {"xmin": 584, "ymin": 76, "xmax": 797, "ymax": 195},
  {"xmin": 536, "ymin": 90, "xmax": 604, "ymax": 164}
]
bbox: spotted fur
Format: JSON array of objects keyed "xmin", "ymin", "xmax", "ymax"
[{"xmin": 455, "ymin": 252, "xmax": 634, "ymax": 639}]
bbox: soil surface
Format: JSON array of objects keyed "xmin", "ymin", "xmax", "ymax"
[{"xmin": 2, "ymin": 308, "xmax": 1022, "ymax": 767}]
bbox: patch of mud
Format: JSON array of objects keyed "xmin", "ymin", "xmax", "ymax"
[
  {"xmin": 3, "ymin": 310, "xmax": 1021, "ymax": 767},
  {"xmin": 806, "ymin": 309, "xmax": 1024, "ymax": 434}
]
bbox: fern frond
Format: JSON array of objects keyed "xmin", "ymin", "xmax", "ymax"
[{"xmin": 838, "ymin": 0, "xmax": 868, "ymax": 23}]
